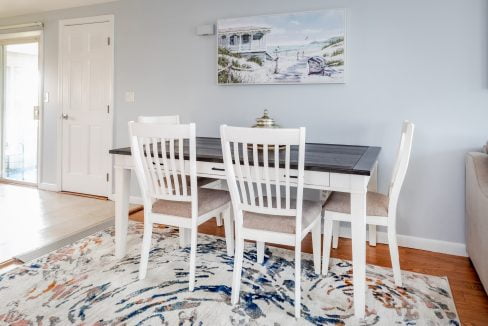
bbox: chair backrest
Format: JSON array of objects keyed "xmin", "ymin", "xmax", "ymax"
[
  {"xmin": 220, "ymin": 125, "xmax": 306, "ymax": 234},
  {"xmin": 129, "ymin": 121, "xmax": 198, "ymax": 216},
  {"xmin": 388, "ymin": 120, "xmax": 415, "ymax": 214},
  {"xmin": 137, "ymin": 115, "xmax": 180, "ymax": 124}
]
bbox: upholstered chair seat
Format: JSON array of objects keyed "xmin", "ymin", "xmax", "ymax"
[
  {"xmin": 243, "ymin": 197, "xmax": 322, "ymax": 234},
  {"xmin": 152, "ymin": 188, "xmax": 231, "ymax": 218},
  {"xmin": 324, "ymin": 191, "xmax": 389, "ymax": 217}
]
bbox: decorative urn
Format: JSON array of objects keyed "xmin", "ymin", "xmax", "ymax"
[{"xmin": 252, "ymin": 109, "xmax": 280, "ymax": 128}]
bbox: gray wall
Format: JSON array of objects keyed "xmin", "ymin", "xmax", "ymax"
[{"xmin": 1, "ymin": 0, "xmax": 487, "ymax": 245}]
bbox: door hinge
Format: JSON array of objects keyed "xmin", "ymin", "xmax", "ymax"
[
  {"xmin": 107, "ymin": 105, "xmax": 110, "ymax": 114},
  {"xmin": 107, "ymin": 37, "xmax": 111, "ymax": 46},
  {"xmin": 106, "ymin": 173, "xmax": 109, "ymax": 182}
]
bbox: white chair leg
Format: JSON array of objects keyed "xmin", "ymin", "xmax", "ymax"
[
  {"xmin": 294, "ymin": 241, "xmax": 302, "ymax": 318},
  {"xmin": 223, "ymin": 206, "xmax": 234, "ymax": 256},
  {"xmin": 138, "ymin": 217, "xmax": 153, "ymax": 280},
  {"xmin": 387, "ymin": 226, "xmax": 402, "ymax": 286},
  {"xmin": 216, "ymin": 213, "xmax": 223, "ymax": 227},
  {"xmin": 332, "ymin": 221, "xmax": 340, "ymax": 249},
  {"xmin": 188, "ymin": 225, "xmax": 198, "ymax": 291},
  {"xmin": 311, "ymin": 221, "xmax": 321, "ymax": 274},
  {"xmin": 322, "ymin": 218, "xmax": 334, "ymax": 275},
  {"xmin": 231, "ymin": 236, "xmax": 244, "ymax": 305},
  {"xmin": 256, "ymin": 241, "xmax": 265, "ymax": 264},
  {"xmin": 369, "ymin": 224, "xmax": 377, "ymax": 246}
]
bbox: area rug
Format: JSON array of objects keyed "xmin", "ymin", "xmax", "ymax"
[{"xmin": 0, "ymin": 222, "xmax": 460, "ymax": 325}]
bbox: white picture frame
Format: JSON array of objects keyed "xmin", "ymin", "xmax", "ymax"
[{"xmin": 217, "ymin": 9, "xmax": 346, "ymax": 85}]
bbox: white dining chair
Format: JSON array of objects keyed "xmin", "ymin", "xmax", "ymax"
[
  {"xmin": 129, "ymin": 121, "xmax": 234, "ymax": 291},
  {"xmin": 137, "ymin": 115, "xmax": 225, "ymax": 237},
  {"xmin": 322, "ymin": 121, "xmax": 415, "ymax": 286},
  {"xmin": 220, "ymin": 125, "xmax": 322, "ymax": 318}
]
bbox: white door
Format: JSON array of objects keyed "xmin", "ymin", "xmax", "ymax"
[{"xmin": 60, "ymin": 17, "xmax": 113, "ymax": 196}]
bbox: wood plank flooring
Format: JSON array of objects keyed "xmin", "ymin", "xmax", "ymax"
[
  {"xmin": 129, "ymin": 210, "xmax": 488, "ymax": 325},
  {"xmin": 0, "ymin": 182, "xmax": 141, "ymax": 263}
]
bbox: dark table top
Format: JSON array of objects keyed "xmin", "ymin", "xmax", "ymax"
[{"xmin": 110, "ymin": 137, "xmax": 381, "ymax": 176}]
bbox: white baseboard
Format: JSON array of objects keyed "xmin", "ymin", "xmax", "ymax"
[
  {"xmin": 38, "ymin": 182, "xmax": 60, "ymax": 192},
  {"xmin": 337, "ymin": 225, "xmax": 467, "ymax": 257},
  {"xmin": 128, "ymin": 196, "xmax": 143, "ymax": 205},
  {"xmin": 108, "ymin": 194, "xmax": 143, "ymax": 205}
]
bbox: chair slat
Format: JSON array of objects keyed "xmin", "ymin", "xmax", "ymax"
[
  {"xmin": 138, "ymin": 139, "xmax": 153, "ymax": 196},
  {"xmin": 274, "ymin": 144, "xmax": 281, "ymax": 209},
  {"xmin": 160, "ymin": 139, "xmax": 173, "ymax": 195},
  {"xmin": 179, "ymin": 139, "xmax": 188, "ymax": 196},
  {"xmin": 144, "ymin": 137, "xmax": 160, "ymax": 197},
  {"xmin": 285, "ymin": 144, "xmax": 291, "ymax": 209},
  {"xmin": 263, "ymin": 144, "xmax": 271, "ymax": 208},
  {"xmin": 242, "ymin": 143, "xmax": 256, "ymax": 206},
  {"xmin": 233, "ymin": 142, "xmax": 248, "ymax": 205},
  {"xmin": 151, "ymin": 138, "xmax": 167, "ymax": 195},
  {"xmin": 169, "ymin": 139, "xmax": 181, "ymax": 196},
  {"xmin": 253, "ymin": 144, "xmax": 264, "ymax": 207}
]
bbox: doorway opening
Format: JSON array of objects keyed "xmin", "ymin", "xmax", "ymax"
[{"xmin": 0, "ymin": 40, "xmax": 40, "ymax": 184}]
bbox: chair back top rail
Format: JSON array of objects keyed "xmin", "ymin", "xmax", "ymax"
[{"xmin": 137, "ymin": 115, "xmax": 180, "ymax": 124}]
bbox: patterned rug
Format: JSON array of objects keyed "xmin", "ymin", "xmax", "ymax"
[{"xmin": 0, "ymin": 222, "xmax": 459, "ymax": 325}]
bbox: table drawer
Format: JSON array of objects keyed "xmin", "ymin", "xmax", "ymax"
[
  {"xmin": 304, "ymin": 170, "xmax": 330, "ymax": 187},
  {"xmin": 196, "ymin": 161, "xmax": 227, "ymax": 178},
  {"xmin": 196, "ymin": 161, "xmax": 329, "ymax": 188}
]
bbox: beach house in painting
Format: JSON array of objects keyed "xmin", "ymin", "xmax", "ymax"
[{"xmin": 218, "ymin": 26, "xmax": 272, "ymax": 60}]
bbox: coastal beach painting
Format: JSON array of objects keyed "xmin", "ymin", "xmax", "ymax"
[{"xmin": 217, "ymin": 9, "xmax": 346, "ymax": 85}]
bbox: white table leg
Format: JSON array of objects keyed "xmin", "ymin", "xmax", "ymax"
[
  {"xmin": 368, "ymin": 163, "xmax": 378, "ymax": 246},
  {"xmin": 351, "ymin": 190, "xmax": 367, "ymax": 319},
  {"xmin": 115, "ymin": 166, "xmax": 131, "ymax": 259}
]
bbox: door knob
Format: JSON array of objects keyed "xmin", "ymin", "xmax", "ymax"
[{"xmin": 62, "ymin": 113, "xmax": 69, "ymax": 120}]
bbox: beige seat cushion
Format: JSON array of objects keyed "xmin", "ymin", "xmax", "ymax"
[
  {"xmin": 152, "ymin": 188, "xmax": 230, "ymax": 218},
  {"xmin": 324, "ymin": 191, "xmax": 389, "ymax": 217},
  {"xmin": 243, "ymin": 197, "xmax": 322, "ymax": 234}
]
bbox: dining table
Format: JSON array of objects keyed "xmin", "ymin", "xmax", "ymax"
[{"xmin": 109, "ymin": 137, "xmax": 380, "ymax": 318}]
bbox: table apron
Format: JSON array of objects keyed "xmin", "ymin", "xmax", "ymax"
[{"xmin": 113, "ymin": 154, "xmax": 371, "ymax": 193}]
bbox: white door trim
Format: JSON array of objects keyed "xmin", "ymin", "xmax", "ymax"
[{"xmin": 57, "ymin": 15, "xmax": 114, "ymax": 195}]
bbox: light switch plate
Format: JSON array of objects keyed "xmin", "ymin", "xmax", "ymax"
[
  {"xmin": 125, "ymin": 91, "xmax": 135, "ymax": 103},
  {"xmin": 44, "ymin": 92, "xmax": 49, "ymax": 103}
]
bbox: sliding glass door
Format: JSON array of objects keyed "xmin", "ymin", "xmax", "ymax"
[{"xmin": 1, "ymin": 41, "xmax": 39, "ymax": 184}]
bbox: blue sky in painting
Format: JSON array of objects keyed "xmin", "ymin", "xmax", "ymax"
[{"xmin": 218, "ymin": 9, "xmax": 345, "ymax": 46}]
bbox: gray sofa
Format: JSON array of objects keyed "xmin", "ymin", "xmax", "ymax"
[{"xmin": 466, "ymin": 152, "xmax": 488, "ymax": 294}]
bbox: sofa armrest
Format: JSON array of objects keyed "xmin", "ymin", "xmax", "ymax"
[{"xmin": 466, "ymin": 152, "xmax": 488, "ymax": 294}]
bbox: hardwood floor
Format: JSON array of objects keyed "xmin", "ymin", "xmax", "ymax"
[
  {"xmin": 130, "ymin": 210, "xmax": 488, "ymax": 325},
  {"xmin": 0, "ymin": 182, "xmax": 141, "ymax": 263}
]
